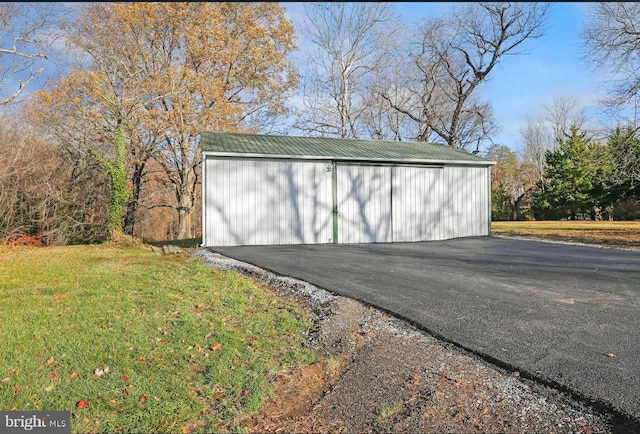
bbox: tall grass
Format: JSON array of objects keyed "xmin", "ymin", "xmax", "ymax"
[{"xmin": 0, "ymin": 245, "xmax": 316, "ymax": 433}]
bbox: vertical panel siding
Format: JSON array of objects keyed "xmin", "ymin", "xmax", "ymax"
[
  {"xmin": 204, "ymin": 158, "xmax": 333, "ymax": 246},
  {"xmin": 392, "ymin": 167, "xmax": 445, "ymax": 242},
  {"xmin": 391, "ymin": 166, "xmax": 489, "ymax": 242},
  {"xmin": 204, "ymin": 158, "xmax": 491, "ymax": 246},
  {"xmin": 438, "ymin": 166, "xmax": 489, "ymax": 240},
  {"xmin": 337, "ymin": 165, "xmax": 392, "ymax": 243}
]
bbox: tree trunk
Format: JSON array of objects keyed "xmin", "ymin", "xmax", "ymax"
[
  {"xmin": 123, "ymin": 162, "xmax": 144, "ymax": 237},
  {"xmin": 177, "ymin": 205, "xmax": 192, "ymax": 240},
  {"xmin": 93, "ymin": 124, "xmax": 128, "ymax": 239},
  {"xmin": 174, "ymin": 169, "xmax": 196, "ymax": 240}
]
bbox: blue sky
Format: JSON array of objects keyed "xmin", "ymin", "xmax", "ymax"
[{"xmin": 283, "ymin": 2, "xmax": 610, "ymax": 152}]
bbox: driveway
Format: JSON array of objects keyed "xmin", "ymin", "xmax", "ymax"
[{"xmin": 210, "ymin": 236, "xmax": 640, "ymax": 422}]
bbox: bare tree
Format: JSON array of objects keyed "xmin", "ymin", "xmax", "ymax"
[
  {"xmin": 581, "ymin": 2, "xmax": 640, "ymax": 108},
  {"xmin": 519, "ymin": 95, "xmax": 586, "ymax": 181},
  {"xmin": 0, "ymin": 3, "xmax": 64, "ymax": 106},
  {"xmin": 294, "ymin": 2, "xmax": 402, "ymax": 139},
  {"xmin": 544, "ymin": 95, "xmax": 586, "ymax": 144},
  {"xmin": 519, "ymin": 118, "xmax": 552, "ymax": 182},
  {"xmin": 358, "ymin": 58, "xmax": 419, "ymax": 141},
  {"xmin": 0, "ymin": 112, "xmax": 109, "ymax": 245},
  {"xmin": 383, "ymin": 2, "xmax": 550, "ymax": 150}
]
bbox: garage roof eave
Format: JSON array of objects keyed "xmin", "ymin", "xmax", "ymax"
[{"xmin": 202, "ymin": 151, "xmax": 496, "ymax": 167}]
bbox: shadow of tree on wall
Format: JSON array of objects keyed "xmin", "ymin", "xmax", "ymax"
[
  {"xmin": 206, "ymin": 159, "xmax": 333, "ymax": 246},
  {"xmin": 205, "ymin": 159, "xmax": 489, "ymax": 246},
  {"xmin": 339, "ymin": 165, "xmax": 391, "ymax": 243}
]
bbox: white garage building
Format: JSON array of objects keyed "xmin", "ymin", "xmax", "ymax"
[{"xmin": 201, "ymin": 132, "xmax": 495, "ymax": 247}]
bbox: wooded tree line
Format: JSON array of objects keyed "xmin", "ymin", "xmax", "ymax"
[
  {"xmin": 487, "ymin": 122, "xmax": 640, "ymax": 221},
  {"xmin": 0, "ymin": 2, "xmax": 639, "ymax": 245}
]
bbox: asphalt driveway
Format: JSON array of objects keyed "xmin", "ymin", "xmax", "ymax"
[{"xmin": 210, "ymin": 236, "xmax": 640, "ymax": 422}]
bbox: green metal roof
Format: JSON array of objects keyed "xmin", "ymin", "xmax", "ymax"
[{"xmin": 200, "ymin": 132, "xmax": 495, "ymax": 165}]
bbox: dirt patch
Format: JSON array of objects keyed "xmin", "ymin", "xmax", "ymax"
[{"xmin": 194, "ymin": 249, "xmax": 639, "ymax": 433}]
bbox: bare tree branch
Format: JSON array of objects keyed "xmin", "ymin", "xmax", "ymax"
[
  {"xmin": 382, "ymin": 2, "xmax": 550, "ymax": 150},
  {"xmin": 581, "ymin": 2, "xmax": 640, "ymax": 108},
  {"xmin": 294, "ymin": 2, "xmax": 402, "ymax": 139},
  {"xmin": 0, "ymin": 3, "xmax": 63, "ymax": 106}
]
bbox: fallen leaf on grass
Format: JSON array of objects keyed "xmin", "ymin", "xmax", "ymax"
[
  {"xmin": 123, "ymin": 389, "xmax": 129, "ymax": 396},
  {"xmin": 46, "ymin": 356, "xmax": 54, "ymax": 364},
  {"xmin": 1, "ymin": 377, "xmax": 10, "ymax": 383},
  {"xmin": 49, "ymin": 373, "xmax": 57, "ymax": 379},
  {"xmin": 139, "ymin": 394, "xmax": 148, "ymax": 403},
  {"xmin": 121, "ymin": 375, "xmax": 129, "ymax": 382},
  {"xmin": 94, "ymin": 366, "xmax": 110, "ymax": 377},
  {"xmin": 76, "ymin": 400, "xmax": 89, "ymax": 409},
  {"xmin": 211, "ymin": 343, "xmax": 222, "ymax": 352},
  {"xmin": 71, "ymin": 372, "xmax": 81, "ymax": 378}
]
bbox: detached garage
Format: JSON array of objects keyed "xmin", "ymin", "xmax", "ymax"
[{"xmin": 200, "ymin": 132, "xmax": 495, "ymax": 247}]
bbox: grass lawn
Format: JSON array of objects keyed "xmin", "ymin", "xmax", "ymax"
[
  {"xmin": 491, "ymin": 220, "xmax": 640, "ymax": 248},
  {"xmin": 0, "ymin": 244, "xmax": 317, "ymax": 433}
]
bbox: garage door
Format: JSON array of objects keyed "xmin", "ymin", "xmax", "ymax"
[
  {"xmin": 336, "ymin": 165, "xmax": 488, "ymax": 243},
  {"xmin": 204, "ymin": 158, "xmax": 333, "ymax": 246},
  {"xmin": 392, "ymin": 166, "xmax": 445, "ymax": 241},
  {"xmin": 336, "ymin": 165, "xmax": 392, "ymax": 243},
  {"xmin": 392, "ymin": 166, "xmax": 489, "ymax": 241}
]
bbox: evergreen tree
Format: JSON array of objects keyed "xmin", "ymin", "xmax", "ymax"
[
  {"xmin": 608, "ymin": 126, "xmax": 640, "ymax": 200},
  {"xmin": 533, "ymin": 126, "xmax": 612, "ymax": 220}
]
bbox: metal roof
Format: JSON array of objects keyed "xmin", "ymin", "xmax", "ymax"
[{"xmin": 200, "ymin": 132, "xmax": 495, "ymax": 166}]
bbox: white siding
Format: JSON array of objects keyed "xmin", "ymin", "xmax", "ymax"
[
  {"xmin": 337, "ymin": 165, "xmax": 392, "ymax": 243},
  {"xmin": 389, "ymin": 166, "xmax": 489, "ymax": 242},
  {"xmin": 391, "ymin": 166, "xmax": 445, "ymax": 241},
  {"xmin": 439, "ymin": 166, "xmax": 489, "ymax": 239},
  {"xmin": 203, "ymin": 157, "xmax": 491, "ymax": 247},
  {"xmin": 204, "ymin": 158, "xmax": 333, "ymax": 246}
]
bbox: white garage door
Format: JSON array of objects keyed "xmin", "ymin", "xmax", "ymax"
[
  {"xmin": 204, "ymin": 159, "xmax": 333, "ymax": 246},
  {"xmin": 336, "ymin": 165, "xmax": 392, "ymax": 243},
  {"xmin": 392, "ymin": 166, "xmax": 489, "ymax": 241},
  {"xmin": 336, "ymin": 165, "xmax": 489, "ymax": 243},
  {"xmin": 392, "ymin": 166, "xmax": 445, "ymax": 242}
]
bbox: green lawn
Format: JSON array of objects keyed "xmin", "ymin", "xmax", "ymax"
[{"xmin": 0, "ymin": 244, "xmax": 316, "ymax": 433}]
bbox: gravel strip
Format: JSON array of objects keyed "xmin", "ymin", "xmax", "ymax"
[{"xmin": 194, "ymin": 248, "xmax": 636, "ymax": 433}]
